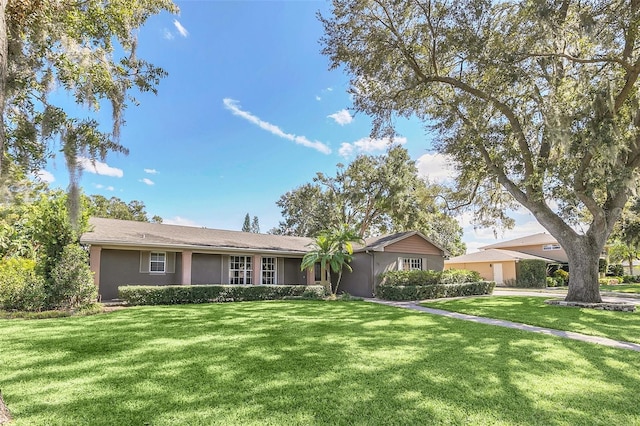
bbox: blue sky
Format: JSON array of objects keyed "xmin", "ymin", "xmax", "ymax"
[{"xmin": 41, "ymin": 0, "xmax": 546, "ymax": 253}]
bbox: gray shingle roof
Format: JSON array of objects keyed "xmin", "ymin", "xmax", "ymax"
[
  {"xmin": 82, "ymin": 218, "xmax": 444, "ymax": 256},
  {"xmin": 81, "ymin": 217, "xmax": 314, "ymax": 255}
]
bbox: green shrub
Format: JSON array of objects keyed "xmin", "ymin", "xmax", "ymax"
[
  {"xmin": 607, "ymin": 264, "xmax": 624, "ymax": 277},
  {"xmin": 379, "ymin": 270, "xmax": 442, "ymax": 286},
  {"xmin": 622, "ymin": 275, "xmax": 640, "ymax": 283},
  {"xmin": 119, "ymin": 284, "xmax": 326, "ymax": 306},
  {"xmin": 48, "ymin": 244, "xmax": 97, "ymax": 309},
  {"xmin": 0, "ymin": 258, "xmax": 47, "ymax": 311},
  {"xmin": 553, "ymin": 269, "xmax": 569, "ymax": 285},
  {"xmin": 546, "ymin": 277, "xmax": 557, "ymax": 287},
  {"xmin": 376, "ymin": 281, "xmax": 495, "ymax": 301},
  {"xmin": 514, "ymin": 260, "xmax": 547, "ymax": 288},
  {"xmin": 440, "ymin": 269, "xmax": 482, "ymax": 284},
  {"xmin": 380, "ymin": 269, "xmax": 481, "ymax": 286},
  {"xmin": 599, "ymin": 277, "xmax": 622, "ymax": 285}
]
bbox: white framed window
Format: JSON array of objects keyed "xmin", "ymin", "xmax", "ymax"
[
  {"xmin": 261, "ymin": 257, "xmax": 276, "ymax": 284},
  {"xmin": 230, "ymin": 255, "xmax": 253, "ymax": 284},
  {"xmin": 150, "ymin": 252, "xmax": 166, "ymax": 273},
  {"xmin": 542, "ymin": 244, "xmax": 561, "ymax": 251},
  {"xmin": 403, "ymin": 258, "xmax": 423, "ymax": 271}
]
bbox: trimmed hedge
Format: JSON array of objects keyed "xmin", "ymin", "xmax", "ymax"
[
  {"xmin": 376, "ymin": 281, "xmax": 495, "ymax": 301},
  {"xmin": 119, "ymin": 284, "xmax": 327, "ymax": 306},
  {"xmin": 514, "ymin": 259, "xmax": 548, "ymax": 288},
  {"xmin": 380, "ymin": 269, "xmax": 481, "ymax": 286}
]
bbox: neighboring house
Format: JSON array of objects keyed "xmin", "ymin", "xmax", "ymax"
[
  {"xmin": 81, "ymin": 218, "xmax": 448, "ymax": 300},
  {"xmin": 620, "ymin": 259, "xmax": 640, "ymax": 276},
  {"xmin": 445, "ymin": 249, "xmax": 552, "ymax": 285},
  {"xmin": 478, "ymin": 233, "xmax": 569, "ymax": 263}
]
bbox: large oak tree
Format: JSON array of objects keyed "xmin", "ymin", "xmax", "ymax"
[{"xmin": 321, "ymin": 0, "xmax": 640, "ymax": 302}]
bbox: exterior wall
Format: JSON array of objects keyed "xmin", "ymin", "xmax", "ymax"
[
  {"xmin": 385, "ymin": 235, "xmax": 443, "ymax": 255},
  {"xmin": 99, "ymin": 249, "xmax": 180, "ymax": 300},
  {"xmin": 445, "ymin": 261, "xmax": 517, "ymax": 284},
  {"xmin": 339, "ymin": 251, "xmax": 445, "ymax": 298},
  {"xmin": 339, "ymin": 253, "xmax": 373, "ymax": 297},
  {"xmin": 283, "ymin": 258, "xmax": 307, "ymax": 284},
  {"xmin": 191, "ymin": 253, "xmax": 223, "ymax": 284},
  {"xmin": 498, "ymin": 243, "xmax": 568, "ymax": 263}
]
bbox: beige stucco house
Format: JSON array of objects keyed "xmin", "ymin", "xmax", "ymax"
[
  {"xmin": 445, "ymin": 233, "xmax": 563, "ymax": 285},
  {"xmin": 478, "ymin": 233, "xmax": 568, "ymax": 263},
  {"xmin": 81, "ymin": 218, "xmax": 447, "ymax": 300}
]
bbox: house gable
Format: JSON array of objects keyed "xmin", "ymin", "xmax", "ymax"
[{"xmin": 384, "ymin": 234, "xmax": 442, "ymax": 255}]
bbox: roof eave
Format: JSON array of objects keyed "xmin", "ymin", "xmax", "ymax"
[{"xmin": 80, "ymin": 239, "xmax": 307, "ymax": 256}]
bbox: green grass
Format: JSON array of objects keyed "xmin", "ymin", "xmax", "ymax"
[
  {"xmin": 422, "ymin": 296, "xmax": 640, "ymax": 344},
  {"xmin": 1, "ymin": 301, "xmax": 640, "ymax": 425},
  {"xmin": 600, "ymin": 283, "xmax": 640, "ymax": 293}
]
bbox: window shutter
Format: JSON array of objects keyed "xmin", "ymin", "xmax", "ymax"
[
  {"xmin": 166, "ymin": 252, "xmax": 176, "ymax": 273},
  {"xmin": 397, "ymin": 257, "xmax": 403, "ymax": 271},
  {"xmin": 277, "ymin": 258, "xmax": 285, "ymax": 284},
  {"xmin": 422, "ymin": 258, "xmax": 428, "ymax": 271},
  {"xmin": 140, "ymin": 251, "xmax": 150, "ymax": 273}
]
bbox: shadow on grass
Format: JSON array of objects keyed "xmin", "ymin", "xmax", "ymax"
[{"xmin": 1, "ymin": 301, "xmax": 639, "ymax": 425}]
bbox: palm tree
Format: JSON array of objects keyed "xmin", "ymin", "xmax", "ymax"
[{"xmin": 301, "ymin": 226, "xmax": 363, "ymax": 296}]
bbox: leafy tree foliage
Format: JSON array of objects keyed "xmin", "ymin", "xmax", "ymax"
[
  {"xmin": 242, "ymin": 213, "xmax": 261, "ymax": 233},
  {"xmin": 275, "ymin": 146, "xmax": 465, "ymax": 255},
  {"xmin": 0, "ymin": 0, "xmax": 178, "ymax": 226},
  {"xmin": 609, "ymin": 197, "xmax": 640, "ymax": 274},
  {"xmin": 0, "ymin": 177, "xmax": 95, "ymax": 310},
  {"xmin": 48, "ymin": 244, "xmax": 96, "ymax": 309},
  {"xmin": 86, "ymin": 194, "xmax": 158, "ymax": 222},
  {"xmin": 251, "ymin": 215, "xmax": 260, "ymax": 233},
  {"xmin": 321, "ymin": 0, "xmax": 640, "ymax": 302},
  {"xmin": 300, "ymin": 226, "xmax": 363, "ymax": 296},
  {"xmin": 242, "ymin": 213, "xmax": 251, "ymax": 232}
]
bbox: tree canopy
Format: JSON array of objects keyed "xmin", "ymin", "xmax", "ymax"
[
  {"xmin": 321, "ymin": 0, "xmax": 640, "ymax": 302},
  {"xmin": 0, "ymin": 0, "xmax": 177, "ymax": 225},
  {"xmin": 86, "ymin": 194, "xmax": 160, "ymax": 223},
  {"xmin": 274, "ymin": 146, "xmax": 465, "ymax": 255}
]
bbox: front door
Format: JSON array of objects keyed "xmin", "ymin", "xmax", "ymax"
[{"xmin": 493, "ymin": 263, "xmax": 504, "ymax": 285}]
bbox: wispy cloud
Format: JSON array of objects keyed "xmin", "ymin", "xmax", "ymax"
[
  {"xmin": 140, "ymin": 178, "xmax": 155, "ymax": 186},
  {"xmin": 328, "ymin": 109, "xmax": 353, "ymax": 126},
  {"xmin": 32, "ymin": 170, "xmax": 55, "ymax": 183},
  {"xmin": 144, "ymin": 168, "xmax": 159, "ymax": 175},
  {"xmin": 315, "ymin": 95, "xmax": 322, "ymax": 101},
  {"xmin": 223, "ymin": 98, "xmax": 331, "ymax": 155},
  {"xmin": 95, "ymin": 184, "xmax": 115, "ymax": 191},
  {"xmin": 163, "ymin": 29, "xmax": 174, "ymax": 40},
  {"xmin": 415, "ymin": 153, "xmax": 456, "ymax": 184},
  {"xmin": 77, "ymin": 157, "xmax": 123, "ymax": 178},
  {"xmin": 174, "ymin": 19, "xmax": 189, "ymax": 37},
  {"xmin": 338, "ymin": 136, "xmax": 406, "ymax": 158}
]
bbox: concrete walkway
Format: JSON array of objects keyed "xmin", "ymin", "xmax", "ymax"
[{"xmin": 366, "ymin": 298, "xmax": 640, "ymax": 352}]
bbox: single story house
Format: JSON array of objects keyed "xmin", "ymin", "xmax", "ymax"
[
  {"xmin": 445, "ymin": 248, "xmax": 552, "ymax": 285},
  {"xmin": 81, "ymin": 218, "xmax": 448, "ymax": 300}
]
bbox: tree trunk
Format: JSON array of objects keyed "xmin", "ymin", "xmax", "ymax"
[
  {"xmin": 563, "ymin": 237, "xmax": 603, "ymax": 303},
  {"xmin": 0, "ymin": 0, "xmax": 8, "ymax": 176},
  {"xmin": 320, "ymin": 262, "xmax": 330, "ymax": 294},
  {"xmin": 628, "ymin": 255, "xmax": 634, "ymax": 276}
]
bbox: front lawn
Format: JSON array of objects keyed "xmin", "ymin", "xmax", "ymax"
[
  {"xmin": 422, "ymin": 296, "xmax": 640, "ymax": 344},
  {"xmin": 600, "ymin": 283, "xmax": 640, "ymax": 293},
  {"xmin": 2, "ymin": 301, "xmax": 640, "ymax": 425}
]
